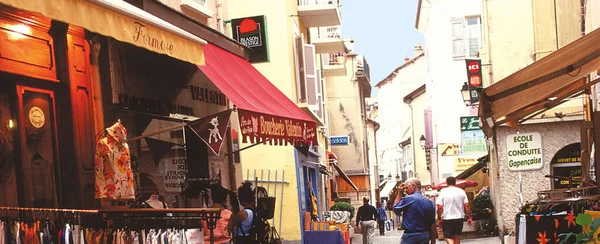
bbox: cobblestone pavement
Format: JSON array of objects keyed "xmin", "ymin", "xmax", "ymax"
[{"xmin": 351, "ymin": 229, "xmax": 502, "ymax": 244}]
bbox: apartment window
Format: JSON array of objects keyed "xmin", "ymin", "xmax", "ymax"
[{"xmin": 452, "ymin": 16, "xmax": 482, "ymax": 59}]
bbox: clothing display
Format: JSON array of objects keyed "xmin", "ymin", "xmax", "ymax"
[
  {"xmin": 202, "ymin": 209, "xmax": 231, "ymax": 243},
  {"xmin": 523, "ymin": 212, "xmax": 581, "ymax": 244},
  {"xmin": 95, "ymin": 121, "xmax": 135, "ymax": 200}
]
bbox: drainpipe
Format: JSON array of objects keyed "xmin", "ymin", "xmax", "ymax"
[{"xmin": 408, "ymin": 103, "xmax": 418, "ymax": 179}]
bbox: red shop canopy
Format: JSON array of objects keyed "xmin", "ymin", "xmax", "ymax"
[{"xmin": 198, "ymin": 43, "xmax": 317, "ymax": 146}]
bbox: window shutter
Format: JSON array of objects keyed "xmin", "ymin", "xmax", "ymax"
[
  {"xmin": 296, "ymin": 36, "xmax": 307, "ymax": 103},
  {"xmin": 316, "ymin": 69, "xmax": 323, "ymax": 118},
  {"xmin": 467, "ymin": 17, "xmax": 481, "ymax": 57},
  {"xmin": 304, "ymin": 44, "xmax": 318, "ymax": 107},
  {"xmin": 451, "ymin": 17, "xmax": 465, "ymax": 59}
]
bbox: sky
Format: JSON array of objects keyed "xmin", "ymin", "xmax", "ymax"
[{"xmin": 341, "ymin": 0, "xmax": 424, "ymax": 97}]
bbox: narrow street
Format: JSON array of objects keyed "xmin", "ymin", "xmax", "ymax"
[{"xmin": 351, "ymin": 229, "xmax": 502, "ymax": 244}]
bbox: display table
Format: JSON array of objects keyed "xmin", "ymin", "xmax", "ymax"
[{"xmin": 304, "ymin": 230, "xmax": 345, "ymax": 244}]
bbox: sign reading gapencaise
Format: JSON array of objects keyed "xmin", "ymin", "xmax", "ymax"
[
  {"xmin": 506, "ymin": 133, "xmax": 543, "ymax": 171},
  {"xmin": 238, "ymin": 110, "xmax": 317, "ymax": 146}
]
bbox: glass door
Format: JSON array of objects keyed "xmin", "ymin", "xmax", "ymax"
[
  {"xmin": 0, "ymin": 88, "xmax": 18, "ymax": 206},
  {"xmin": 17, "ymin": 86, "xmax": 60, "ymax": 207}
]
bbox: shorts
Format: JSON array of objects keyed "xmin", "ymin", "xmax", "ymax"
[{"xmin": 442, "ymin": 219, "xmax": 464, "ymax": 238}]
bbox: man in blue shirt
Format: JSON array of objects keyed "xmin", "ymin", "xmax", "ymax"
[
  {"xmin": 393, "ymin": 178, "xmax": 437, "ymax": 244},
  {"xmin": 376, "ymin": 201, "xmax": 387, "ymax": 236}
]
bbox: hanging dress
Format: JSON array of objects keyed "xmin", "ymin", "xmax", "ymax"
[{"xmin": 95, "ymin": 121, "xmax": 135, "ymax": 200}]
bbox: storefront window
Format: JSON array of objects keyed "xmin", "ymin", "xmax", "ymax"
[
  {"xmin": 551, "ymin": 143, "xmax": 581, "ymax": 189},
  {"xmin": 20, "ymin": 88, "xmax": 59, "ymax": 207}
]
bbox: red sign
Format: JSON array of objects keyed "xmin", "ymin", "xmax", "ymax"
[
  {"xmin": 469, "ymin": 75, "xmax": 481, "ymax": 87},
  {"xmin": 468, "ymin": 61, "xmax": 480, "ymax": 73},
  {"xmin": 238, "ymin": 110, "xmax": 317, "ymax": 146}
]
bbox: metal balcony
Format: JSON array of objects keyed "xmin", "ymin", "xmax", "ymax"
[
  {"xmin": 297, "ymin": 0, "xmax": 341, "ymax": 27},
  {"xmin": 311, "ymin": 26, "xmax": 345, "ymax": 54},
  {"xmin": 322, "ymin": 53, "xmax": 347, "ymax": 77}
]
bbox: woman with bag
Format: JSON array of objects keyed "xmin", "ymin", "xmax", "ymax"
[{"xmin": 228, "ymin": 182, "xmax": 256, "ymax": 244}]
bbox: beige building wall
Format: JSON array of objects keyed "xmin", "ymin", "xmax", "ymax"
[
  {"xmin": 155, "ymin": 0, "xmax": 227, "ymax": 32},
  {"xmin": 327, "ymin": 54, "xmax": 369, "ymax": 174},
  {"xmin": 483, "ymin": 0, "xmax": 586, "ymax": 233},
  {"xmin": 408, "ymin": 93, "xmax": 430, "ymax": 185},
  {"xmin": 228, "ymin": 0, "xmax": 327, "ymax": 241}
]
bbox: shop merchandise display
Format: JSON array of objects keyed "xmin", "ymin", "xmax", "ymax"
[{"xmin": 95, "ymin": 121, "xmax": 135, "ymax": 200}]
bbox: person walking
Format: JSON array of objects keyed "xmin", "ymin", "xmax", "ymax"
[
  {"xmin": 436, "ymin": 176, "xmax": 472, "ymax": 244},
  {"xmin": 356, "ymin": 197, "xmax": 378, "ymax": 244},
  {"xmin": 393, "ymin": 178, "xmax": 437, "ymax": 244},
  {"xmin": 376, "ymin": 201, "xmax": 387, "ymax": 236}
]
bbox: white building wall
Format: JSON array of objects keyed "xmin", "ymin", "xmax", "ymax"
[
  {"xmin": 376, "ymin": 56, "xmax": 426, "ymax": 181},
  {"xmin": 421, "ymin": 0, "xmax": 483, "ymax": 183}
]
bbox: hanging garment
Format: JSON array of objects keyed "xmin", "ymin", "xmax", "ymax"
[
  {"xmin": 525, "ymin": 212, "xmax": 582, "ymax": 244},
  {"xmin": 202, "ymin": 208, "xmax": 231, "ymax": 244},
  {"xmin": 72, "ymin": 225, "xmax": 80, "ymax": 244},
  {"xmin": 95, "ymin": 121, "xmax": 135, "ymax": 200},
  {"xmin": 185, "ymin": 229, "xmax": 204, "ymax": 244},
  {"xmin": 0, "ymin": 221, "xmax": 4, "ymax": 244}
]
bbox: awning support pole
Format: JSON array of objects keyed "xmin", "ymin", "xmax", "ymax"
[{"xmin": 225, "ymin": 138, "xmax": 271, "ymax": 155}]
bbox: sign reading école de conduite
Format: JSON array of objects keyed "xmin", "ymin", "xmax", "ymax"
[
  {"xmin": 231, "ymin": 16, "xmax": 269, "ymax": 63},
  {"xmin": 506, "ymin": 133, "xmax": 543, "ymax": 171}
]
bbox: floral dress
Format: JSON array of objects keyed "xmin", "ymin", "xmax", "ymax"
[{"xmin": 94, "ymin": 121, "xmax": 135, "ymax": 200}]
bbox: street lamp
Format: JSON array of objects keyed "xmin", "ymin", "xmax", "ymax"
[
  {"xmin": 419, "ymin": 135, "xmax": 437, "ymax": 152},
  {"xmin": 461, "ymin": 82, "xmax": 471, "ymax": 106}
]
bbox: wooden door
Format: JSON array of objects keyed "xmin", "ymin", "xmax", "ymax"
[{"xmin": 17, "ymin": 86, "xmax": 61, "ymax": 207}]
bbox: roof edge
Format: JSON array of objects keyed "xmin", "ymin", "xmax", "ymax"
[
  {"xmin": 375, "ymin": 53, "xmax": 425, "ymax": 88},
  {"xmin": 403, "ymin": 84, "xmax": 427, "ymax": 104}
]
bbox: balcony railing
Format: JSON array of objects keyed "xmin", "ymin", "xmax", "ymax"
[
  {"xmin": 298, "ymin": 0, "xmax": 339, "ymax": 7},
  {"xmin": 323, "ymin": 53, "xmax": 346, "ymax": 66}
]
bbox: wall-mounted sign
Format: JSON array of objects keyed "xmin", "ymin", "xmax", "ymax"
[
  {"xmin": 440, "ymin": 144, "xmax": 460, "ymax": 156},
  {"xmin": 29, "ymin": 106, "xmax": 45, "ymax": 128},
  {"xmin": 551, "ymin": 143, "xmax": 581, "ymax": 189},
  {"xmin": 465, "ymin": 59, "xmax": 483, "ymax": 103},
  {"xmin": 231, "ymin": 15, "xmax": 269, "ymax": 63},
  {"xmin": 455, "ymin": 157, "xmax": 478, "ymax": 171},
  {"xmin": 331, "ymin": 136, "xmax": 349, "ymax": 146},
  {"xmin": 462, "ymin": 130, "xmax": 487, "ymax": 154},
  {"xmin": 506, "ymin": 133, "xmax": 543, "ymax": 171},
  {"xmin": 460, "ymin": 116, "xmax": 481, "ymax": 131}
]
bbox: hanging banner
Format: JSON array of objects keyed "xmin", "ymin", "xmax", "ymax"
[
  {"xmin": 506, "ymin": 132, "xmax": 543, "ymax": 171},
  {"xmin": 238, "ymin": 109, "xmax": 317, "ymax": 146},
  {"xmin": 187, "ymin": 110, "xmax": 233, "ymax": 155},
  {"xmin": 145, "ymin": 137, "xmax": 177, "ymax": 166}
]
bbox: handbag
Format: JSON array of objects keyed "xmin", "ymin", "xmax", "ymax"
[{"xmin": 270, "ymin": 227, "xmax": 282, "ymax": 244}]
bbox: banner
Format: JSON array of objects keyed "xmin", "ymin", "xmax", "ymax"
[
  {"xmin": 145, "ymin": 137, "xmax": 177, "ymax": 166},
  {"xmin": 187, "ymin": 110, "xmax": 233, "ymax": 155},
  {"xmin": 238, "ymin": 109, "xmax": 317, "ymax": 146}
]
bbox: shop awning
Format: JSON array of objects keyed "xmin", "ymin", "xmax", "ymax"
[
  {"xmin": 478, "ymin": 28, "xmax": 600, "ymax": 134},
  {"xmin": 199, "ymin": 43, "xmax": 318, "ymax": 146},
  {"xmin": 379, "ymin": 180, "xmax": 398, "ymax": 198},
  {"xmin": 331, "ymin": 161, "xmax": 359, "ymax": 191},
  {"xmin": 1, "ymin": 0, "xmax": 206, "ymax": 66}
]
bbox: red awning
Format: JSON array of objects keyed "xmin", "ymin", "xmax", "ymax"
[{"xmin": 198, "ymin": 44, "xmax": 317, "ymax": 146}]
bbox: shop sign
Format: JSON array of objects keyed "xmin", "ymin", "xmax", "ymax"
[
  {"xmin": 551, "ymin": 143, "xmax": 581, "ymax": 189},
  {"xmin": 440, "ymin": 143, "xmax": 460, "ymax": 156},
  {"xmin": 118, "ymin": 94, "xmax": 194, "ymax": 117},
  {"xmin": 238, "ymin": 110, "xmax": 317, "ymax": 146},
  {"xmin": 465, "ymin": 59, "xmax": 483, "ymax": 103},
  {"xmin": 164, "ymin": 157, "xmax": 186, "ymax": 192},
  {"xmin": 133, "ymin": 21, "xmax": 174, "ymax": 54},
  {"xmin": 231, "ymin": 16, "xmax": 269, "ymax": 63},
  {"xmin": 189, "ymin": 85, "xmax": 228, "ymax": 106},
  {"xmin": 331, "ymin": 136, "xmax": 349, "ymax": 146},
  {"xmin": 461, "ymin": 130, "xmax": 487, "ymax": 154},
  {"xmin": 455, "ymin": 157, "xmax": 478, "ymax": 171},
  {"xmin": 460, "ymin": 116, "xmax": 481, "ymax": 131},
  {"xmin": 506, "ymin": 133, "xmax": 543, "ymax": 171}
]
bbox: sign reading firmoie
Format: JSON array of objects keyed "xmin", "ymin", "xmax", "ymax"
[
  {"xmin": 506, "ymin": 133, "xmax": 543, "ymax": 171},
  {"xmin": 231, "ymin": 16, "xmax": 269, "ymax": 63}
]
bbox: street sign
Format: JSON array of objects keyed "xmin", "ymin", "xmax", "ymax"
[
  {"xmin": 465, "ymin": 59, "xmax": 483, "ymax": 103},
  {"xmin": 330, "ymin": 136, "xmax": 349, "ymax": 146},
  {"xmin": 460, "ymin": 116, "xmax": 481, "ymax": 131}
]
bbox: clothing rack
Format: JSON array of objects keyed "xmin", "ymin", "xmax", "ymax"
[{"xmin": 0, "ymin": 206, "xmax": 222, "ymax": 244}]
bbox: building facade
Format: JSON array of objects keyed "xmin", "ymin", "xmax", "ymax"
[
  {"xmin": 375, "ymin": 49, "xmax": 427, "ymax": 184},
  {"xmin": 326, "ymin": 53, "xmax": 373, "ymax": 212}
]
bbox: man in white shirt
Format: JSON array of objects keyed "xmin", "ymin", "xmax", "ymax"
[{"xmin": 436, "ymin": 176, "xmax": 472, "ymax": 244}]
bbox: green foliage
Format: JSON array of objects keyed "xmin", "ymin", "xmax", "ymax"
[
  {"xmin": 472, "ymin": 191, "xmax": 494, "ymax": 220},
  {"xmin": 331, "ymin": 202, "xmax": 355, "ymax": 220}
]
